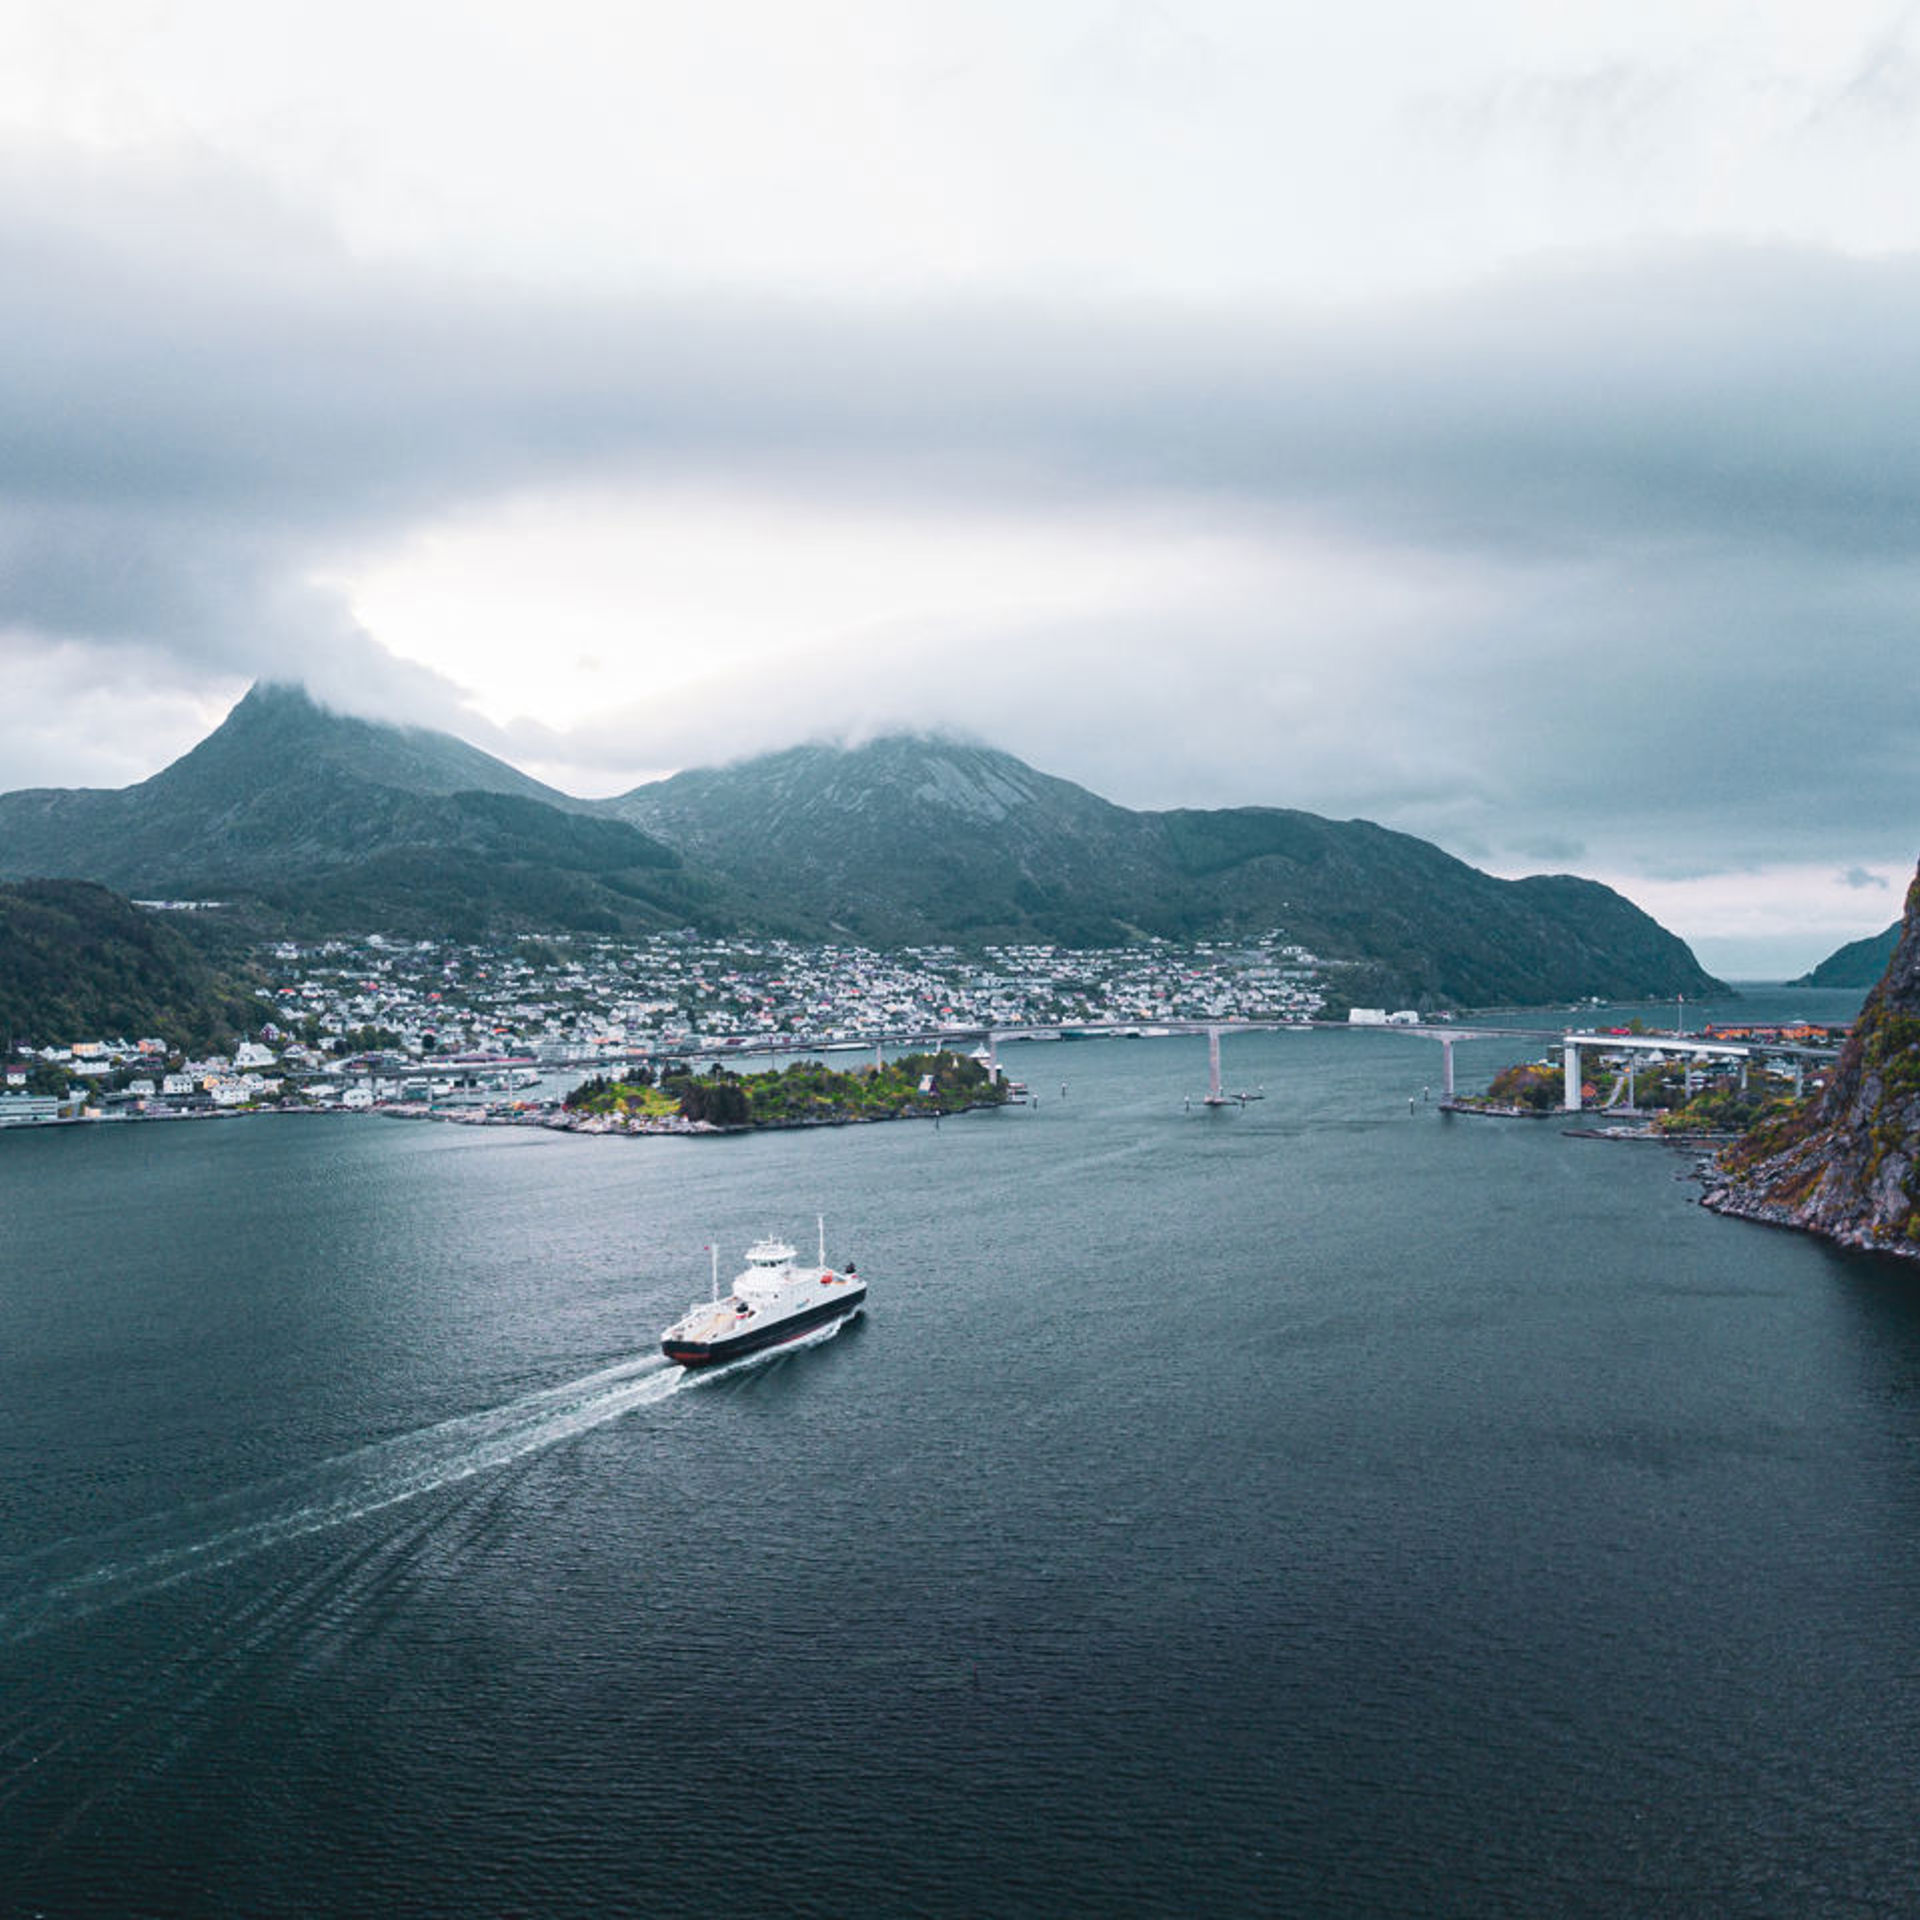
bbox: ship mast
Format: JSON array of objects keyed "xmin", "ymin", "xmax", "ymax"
[{"xmin": 817, "ymin": 1214, "xmax": 827, "ymax": 1270}]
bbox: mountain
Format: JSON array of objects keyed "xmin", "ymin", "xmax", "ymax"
[
  {"xmin": 609, "ymin": 734, "xmax": 1723, "ymax": 1005},
  {"xmin": 0, "ymin": 684, "xmax": 707, "ymax": 938},
  {"xmin": 609, "ymin": 737, "xmax": 1165, "ymax": 946},
  {"xmin": 1791, "ymin": 922, "xmax": 1901, "ymax": 989},
  {"xmin": 0, "ymin": 693, "xmax": 1723, "ymax": 1004},
  {"xmin": 1706, "ymin": 864, "xmax": 1920, "ymax": 1257},
  {"xmin": 0, "ymin": 879, "xmax": 260, "ymax": 1051}
]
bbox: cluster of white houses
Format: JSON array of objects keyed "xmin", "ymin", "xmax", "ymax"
[
  {"xmin": 244, "ymin": 929, "xmax": 1331, "ymax": 1062},
  {"xmin": 0, "ymin": 928, "xmax": 1335, "ymax": 1126},
  {"xmin": 0, "ymin": 1037, "xmax": 297, "ymax": 1124}
]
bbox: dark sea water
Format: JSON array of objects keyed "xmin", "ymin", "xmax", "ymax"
[{"xmin": 6, "ymin": 989, "xmax": 1920, "ymax": 1918}]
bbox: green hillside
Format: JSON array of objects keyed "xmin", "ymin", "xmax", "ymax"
[
  {"xmin": 611, "ymin": 736, "xmax": 1724, "ymax": 1006},
  {"xmin": 0, "ymin": 880, "xmax": 261, "ymax": 1051},
  {"xmin": 0, "ymin": 684, "xmax": 709, "ymax": 938},
  {"xmin": 0, "ymin": 688, "xmax": 1726, "ymax": 1007},
  {"xmin": 1791, "ymin": 923, "xmax": 1900, "ymax": 989}
]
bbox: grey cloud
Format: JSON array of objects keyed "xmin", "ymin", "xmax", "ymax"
[
  {"xmin": 1841, "ymin": 865, "xmax": 1891, "ymax": 889},
  {"xmin": 1816, "ymin": 11, "xmax": 1920, "ymax": 124},
  {"xmin": 1508, "ymin": 833, "xmax": 1589, "ymax": 865},
  {"xmin": 13, "ymin": 156, "xmax": 1920, "ymax": 564},
  {"xmin": 4, "ymin": 146, "xmax": 1920, "ymax": 890},
  {"xmin": 1414, "ymin": 57, "xmax": 1687, "ymax": 169}
]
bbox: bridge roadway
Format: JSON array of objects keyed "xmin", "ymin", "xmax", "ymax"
[
  {"xmin": 1321, "ymin": 1020, "xmax": 1844, "ymax": 1109},
  {"xmin": 535, "ymin": 1017, "xmax": 1845, "ymax": 1115},
  {"xmin": 976, "ymin": 1019, "xmax": 1844, "ymax": 1110}
]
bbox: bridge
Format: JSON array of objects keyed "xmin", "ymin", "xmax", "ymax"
[
  {"xmin": 1550, "ymin": 1030, "xmax": 1839, "ymax": 1110},
  {"xmin": 529, "ymin": 1016, "xmax": 1845, "ymax": 1117},
  {"xmin": 1323, "ymin": 1020, "xmax": 1843, "ymax": 1111}
]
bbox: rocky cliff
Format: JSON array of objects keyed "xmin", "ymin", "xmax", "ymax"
[{"xmin": 1704, "ymin": 863, "xmax": 1920, "ymax": 1257}]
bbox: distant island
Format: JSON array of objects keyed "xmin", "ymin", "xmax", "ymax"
[{"xmin": 1791, "ymin": 921, "xmax": 1901, "ymax": 989}]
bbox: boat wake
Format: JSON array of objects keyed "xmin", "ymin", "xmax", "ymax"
[{"xmin": 0, "ymin": 1353, "xmax": 686, "ymax": 1647}]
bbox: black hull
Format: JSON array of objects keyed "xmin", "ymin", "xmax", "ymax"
[{"xmin": 663, "ymin": 1292, "xmax": 863, "ymax": 1367}]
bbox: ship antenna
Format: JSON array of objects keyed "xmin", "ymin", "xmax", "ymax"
[
  {"xmin": 818, "ymin": 1213, "xmax": 827, "ymax": 1270},
  {"xmin": 710, "ymin": 1242, "xmax": 718, "ymax": 1303}
]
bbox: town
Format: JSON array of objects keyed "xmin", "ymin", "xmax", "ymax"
[{"xmin": 0, "ymin": 930, "xmax": 1330, "ymax": 1124}]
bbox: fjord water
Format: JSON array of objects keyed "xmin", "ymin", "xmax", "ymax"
[{"xmin": 6, "ymin": 993, "xmax": 1919, "ymax": 1917}]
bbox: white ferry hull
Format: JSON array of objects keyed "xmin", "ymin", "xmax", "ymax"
[
  {"xmin": 662, "ymin": 1229, "xmax": 866, "ymax": 1368},
  {"xmin": 662, "ymin": 1285, "xmax": 864, "ymax": 1367}
]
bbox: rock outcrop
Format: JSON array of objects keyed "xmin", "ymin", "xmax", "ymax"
[{"xmin": 1704, "ymin": 864, "xmax": 1920, "ymax": 1257}]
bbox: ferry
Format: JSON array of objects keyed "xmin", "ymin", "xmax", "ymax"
[{"xmin": 661, "ymin": 1221, "xmax": 866, "ymax": 1367}]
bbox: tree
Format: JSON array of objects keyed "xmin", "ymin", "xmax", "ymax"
[
  {"xmin": 1487, "ymin": 1061, "xmax": 1559, "ymax": 1111},
  {"xmin": 678, "ymin": 1076, "xmax": 750, "ymax": 1126},
  {"xmin": 565, "ymin": 1073, "xmax": 611, "ymax": 1112}
]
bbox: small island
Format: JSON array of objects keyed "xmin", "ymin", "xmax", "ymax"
[{"xmin": 549, "ymin": 1047, "xmax": 1014, "ymax": 1135}]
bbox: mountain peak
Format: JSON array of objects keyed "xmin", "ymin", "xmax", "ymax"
[
  {"xmin": 153, "ymin": 682, "xmax": 561, "ymax": 806},
  {"xmin": 606, "ymin": 733, "xmax": 1721, "ymax": 995},
  {"xmin": 753, "ymin": 734, "xmax": 1049, "ymax": 824},
  {"xmin": 0, "ymin": 679, "xmax": 698, "ymax": 935},
  {"xmin": 233, "ymin": 676, "xmax": 321, "ymax": 711}
]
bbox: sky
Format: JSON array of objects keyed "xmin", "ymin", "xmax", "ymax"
[{"xmin": 2, "ymin": 1, "xmax": 1918, "ymax": 975}]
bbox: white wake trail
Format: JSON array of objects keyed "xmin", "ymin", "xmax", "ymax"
[{"xmin": 0, "ymin": 1354, "xmax": 686, "ymax": 1645}]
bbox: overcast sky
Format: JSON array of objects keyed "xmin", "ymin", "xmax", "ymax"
[{"xmin": 3, "ymin": 1, "xmax": 1918, "ymax": 974}]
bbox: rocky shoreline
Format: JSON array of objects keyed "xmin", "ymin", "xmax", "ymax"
[
  {"xmin": 1701, "ymin": 865, "xmax": 1920, "ymax": 1264},
  {"xmin": 380, "ymin": 1097, "xmax": 1009, "ymax": 1137},
  {"xmin": 1697, "ymin": 1179, "xmax": 1920, "ymax": 1259}
]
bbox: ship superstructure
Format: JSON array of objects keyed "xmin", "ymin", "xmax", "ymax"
[{"xmin": 661, "ymin": 1220, "xmax": 865, "ymax": 1367}]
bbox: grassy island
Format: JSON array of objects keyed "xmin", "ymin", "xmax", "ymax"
[{"xmin": 563, "ymin": 1048, "xmax": 1011, "ymax": 1130}]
